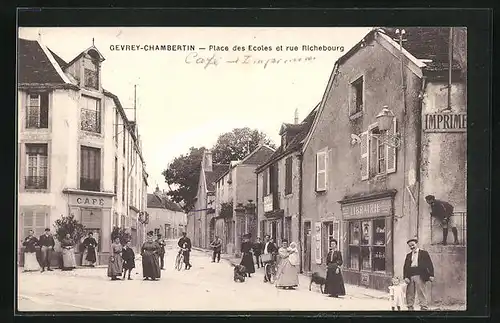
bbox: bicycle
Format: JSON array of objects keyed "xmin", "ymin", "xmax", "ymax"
[
  {"xmin": 174, "ymin": 250, "xmax": 184, "ymax": 271},
  {"xmin": 263, "ymin": 255, "xmax": 278, "ymax": 284}
]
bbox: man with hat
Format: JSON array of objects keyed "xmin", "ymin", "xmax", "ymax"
[
  {"xmin": 156, "ymin": 233, "xmax": 166, "ymax": 270},
  {"xmin": 39, "ymin": 228, "xmax": 55, "ymax": 272},
  {"xmin": 403, "ymin": 237, "xmax": 435, "ymax": 310},
  {"xmin": 177, "ymin": 232, "xmax": 192, "ymax": 270},
  {"xmin": 425, "ymin": 195, "xmax": 459, "ymax": 245}
]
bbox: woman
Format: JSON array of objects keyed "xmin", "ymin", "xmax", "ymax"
[
  {"xmin": 325, "ymin": 239, "xmax": 346, "ymax": 298},
  {"xmin": 22, "ymin": 230, "xmax": 40, "ymax": 272},
  {"xmin": 141, "ymin": 231, "xmax": 161, "ymax": 281},
  {"xmin": 107, "ymin": 237, "xmax": 123, "ymax": 281},
  {"xmin": 82, "ymin": 232, "xmax": 98, "ymax": 267},
  {"xmin": 122, "ymin": 240, "xmax": 136, "ymax": 280},
  {"xmin": 240, "ymin": 234, "xmax": 255, "ymax": 277},
  {"xmin": 275, "ymin": 239, "xmax": 299, "ymax": 289},
  {"xmin": 61, "ymin": 233, "xmax": 77, "ymax": 271}
]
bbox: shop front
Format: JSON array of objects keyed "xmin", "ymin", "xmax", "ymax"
[
  {"xmin": 64, "ymin": 189, "xmax": 114, "ymax": 265},
  {"xmin": 339, "ymin": 190, "xmax": 395, "ymax": 291},
  {"xmin": 263, "ymin": 209, "xmax": 284, "ymax": 245}
]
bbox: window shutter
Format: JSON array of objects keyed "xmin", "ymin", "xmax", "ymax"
[
  {"xmin": 386, "ymin": 118, "xmax": 397, "ymax": 174},
  {"xmin": 324, "ymin": 151, "xmax": 328, "ymax": 190},
  {"xmin": 314, "ymin": 222, "xmax": 322, "ymax": 264},
  {"xmin": 360, "ymin": 131, "xmax": 369, "ymax": 180},
  {"xmin": 316, "ymin": 152, "xmax": 327, "ymax": 191}
]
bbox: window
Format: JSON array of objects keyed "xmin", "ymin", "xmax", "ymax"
[
  {"xmin": 80, "ymin": 96, "xmax": 101, "ymax": 133},
  {"xmin": 114, "ymin": 157, "xmax": 118, "ymax": 193},
  {"xmin": 122, "ymin": 167, "xmax": 126, "ymax": 202},
  {"xmin": 361, "ymin": 119, "xmax": 397, "ymax": 180},
  {"xmin": 121, "ymin": 214, "xmax": 126, "ymax": 228},
  {"xmin": 22, "ymin": 209, "xmax": 48, "ymax": 238},
  {"xmin": 154, "ymin": 228, "xmax": 160, "ymax": 236},
  {"xmin": 376, "ymin": 131, "xmax": 386, "ymax": 174},
  {"xmin": 285, "ymin": 156, "xmax": 293, "ymax": 195},
  {"xmin": 347, "ymin": 219, "xmax": 386, "ymax": 272},
  {"xmin": 322, "ymin": 222, "xmax": 340, "ymax": 261},
  {"xmin": 122, "ymin": 126, "xmax": 126, "ymax": 156},
  {"xmin": 25, "ymin": 144, "xmax": 48, "ymax": 189},
  {"xmin": 84, "ymin": 58, "xmax": 99, "ymax": 90},
  {"xmin": 80, "ymin": 146, "xmax": 101, "ymax": 191},
  {"xmin": 115, "ymin": 111, "xmax": 119, "ymax": 146},
  {"xmin": 315, "ymin": 151, "xmax": 327, "ymax": 192},
  {"xmin": 113, "ymin": 212, "xmax": 119, "ymax": 227},
  {"xmin": 351, "ymin": 77, "xmax": 364, "ymax": 115},
  {"xmin": 284, "ymin": 216, "xmax": 292, "ymax": 241},
  {"xmin": 262, "ymin": 168, "xmax": 268, "ymax": 198},
  {"xmin": 26, "ymin": 93, "xmax": 48, "ymax": 128}
]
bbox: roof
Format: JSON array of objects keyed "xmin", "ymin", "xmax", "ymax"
[
  {"xmin": 147, "ymin": 193, "xmax": 183, "ymax": 212},
  {"xmin": 215, "ymin": 145, "xmax": 276, "ymax": 182},
  {"xmin": 205, "ymin": 164, "xmax": 230, "ymax": 191},
  {"xmin": 18, "ymin": 38, "xmax": 66, "ymax": 84},
  {"xmin": 48, "ymin": 48, "xmax": 68, "ymax": 69},
  {"xmin": 256, "ymin": 104, "xmax": 319, "ymax": 173}
]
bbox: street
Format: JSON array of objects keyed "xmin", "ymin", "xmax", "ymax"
[{"xmin": 17, "ymin": 240, "xmax": 395, "ymax": 312}]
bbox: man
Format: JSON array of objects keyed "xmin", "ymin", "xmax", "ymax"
[
  {"xmin": 178, "ymin": 232, "xmax": 192, "ymax": 270},
  {"xmin": 156, "ymin": 234, "xmax": 166, "ymax": 270},
  {"xmin": 403, "ymin": 238, "xmax": 435, "ymax": 311},
  {"xmin": 425, "ymin": 195, "xmax": 459, "ymax": 245},
  {"xmin": 252, "ymin": 237, "xmax": 264, "ymax": 268},
  {"xmin": 39, "ymin": 228, "xmax": 55, "ymax": 272},
  {"xmin": 210, "ymin": 236, "xmax": 222, "ymax": 263},
  {"xmin": 263, "ymin": 235, "xmax": 278, "ymax": 282}
]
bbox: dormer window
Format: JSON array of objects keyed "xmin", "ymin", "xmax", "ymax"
[
  {"xmin": 281, "ymin": 134, "xmax": 286, "ymax": 149},
  {"xmin": 83, "ymin": 50, "xmax": 101, "ymax": 90}
]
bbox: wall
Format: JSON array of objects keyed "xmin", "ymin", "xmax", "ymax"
[
  {"xmin": 146, "ymin": 207, "xmax": 186, "ymax": 238},
  {"xmin": 302, "ymin": 33, "xmax": 422, "ymax": 281},
  {"xmin": 419, "ymin": 81, "xmax": 467, "ymax": 304}
]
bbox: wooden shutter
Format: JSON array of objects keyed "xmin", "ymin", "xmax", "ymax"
[
  {"xmin": 386, "ymin": 118, "xmax": 397, "ymax": 174},
  {"xmin": 316, "ymin": 151, "xmax": 327, "ymax": 191},
  {"xmin": 314, "ymin": 222, "xmax": 322, "ymax": 264},
  {"xmin": 360, "ymin": 131, "xmax": 369, "ymax": 180},
  {"xmin": 385, "ymin": 216, "xmax": 393, "ymax": 274}
]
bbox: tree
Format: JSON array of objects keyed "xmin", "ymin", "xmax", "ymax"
[
  {"xmin": 162, "ymin": 147, "xmax": 205, "ymax": 213},
  {"xmin": 53, "ymin": 214, "xmax": 86, "ymax": 244},
  {"xmin": 111, "ymin": 227, "xmax": 132, "ymax": 246},
  {"xmin": 212, "ymin": 127, "xmax": 275, "ymax": 164}
]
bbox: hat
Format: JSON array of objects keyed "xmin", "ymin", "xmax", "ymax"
[
  {"xmin": 425, "ymin": 195, "xmax": 435, "ymax": 201},
  {"xmin": 406, "ymin": 237, "xmax": 418, "ymax": 244},
  {"xmin": 147, "ymin": 231, "xmax": 154, "ymax": 236},
  {"xmin": 44, "ymin": 228, "xmax": 50, "ymax": 232}
]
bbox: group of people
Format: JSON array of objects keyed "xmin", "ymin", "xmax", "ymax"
[{"xmin": 22, "ymin": 229, "xmax": 99, "ymax": 273}]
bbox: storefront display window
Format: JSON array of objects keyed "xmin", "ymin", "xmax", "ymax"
[{"xmin": 348, "ymin": 218, "xmax": 386, "ymax": 273}]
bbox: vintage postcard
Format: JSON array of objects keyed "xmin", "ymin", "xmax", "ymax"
[{"xmin": 16, "ymin": 25, "xmax": 467, "ymax": 312}]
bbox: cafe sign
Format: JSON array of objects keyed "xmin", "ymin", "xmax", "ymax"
[
  {"xmin": 341, "ymin": 198, "xmax": 392, "ymax": 219},
  {"xmin": 423, "ymin": 112, "xmax": 467, "ymax": 133},
  {"xmin": 263, "ymin": 194, "xmax": 273, "ymax": 213},
  {"xmin": 69, "ymin": 195, "xmax": 112, "ymax": 208}
]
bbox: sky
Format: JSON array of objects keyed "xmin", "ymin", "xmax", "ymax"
[{"xmin": 19, "ymin": 27, "xmax": 372, "ymax": 193}]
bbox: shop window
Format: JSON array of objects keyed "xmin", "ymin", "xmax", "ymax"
[
  {"xmin": 348, "ymin": 219, "xmax": 386, "ymax": 273},
  {"xmin": 25, "ymin": 143, "xmax": 48, "ymax": 190},
  {"xmin": 26, "ymin": 93, "xmax": 49, "ymax": 129},
  {"xmin": 80, "ymin": 146, "xmax": 101, "ymax": 191}
]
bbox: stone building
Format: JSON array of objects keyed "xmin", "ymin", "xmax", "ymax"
[
  {"xmin": 213, "ymin": 145, "xmax": 275, "ymax": 255},
  {"xmin": 255, "ymin": 106, "xmax": 317, "ymax": 271},
  {"xmin": 146, "ymin": 187, "xmax": 187, "ymax": 239},
  {"xmin": 17, "ymin": 37, "xmax": 149, "ymax": 264},
  {"xmin": 188, "ymin": 150, "xmax": 228, "ymax": 249},
  {"xmin": 301, "ymin": 27, "xmax": 466, "ymax": 305}
]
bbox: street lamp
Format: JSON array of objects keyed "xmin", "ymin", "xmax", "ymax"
[
  {"xmin": 376, "ymin": 106, "xmax": 395, "ymax": 132},
  {"xmin": 373, "ymin": 106, "xmax": 402, "ymax": 148}
]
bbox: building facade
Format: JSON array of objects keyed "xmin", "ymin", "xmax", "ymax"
[
  {"xmin": 187, "ymin": 150, "xmax": 228, "ymax": 249},
  {"xmin": 301, "ymin": 27, "xmax": 467, "ymax": 304},
  {"xmin": 17, "ymin": 37, "xmax": 149, "ymax": 264},
  {"xmin": 213, "ymin": 145, "xmax": 275, "ymax": 255},
  {"xmin": 146, "ymin": 187, "xmax": 187, "ymax": 239},
  {"xmin": 256, "ymin": 107, "xmax": 317, "ymax": 271}
]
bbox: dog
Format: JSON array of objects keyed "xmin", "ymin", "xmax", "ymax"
[
  {"xmin": 232, "ymin": 264, "xmax": 246, "ymax": 282},
  {"xmin": 309, "ymin": 272, "xmax": 327, "ymax": 294}
]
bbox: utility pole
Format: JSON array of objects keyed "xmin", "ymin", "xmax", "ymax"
[{"xmin": 134, "ymin": 84, "xmax": 137, "ymax": 124}]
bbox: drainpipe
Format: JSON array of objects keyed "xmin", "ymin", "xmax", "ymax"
[
  {"xmin": 255, "ymin": 170, "xmax": 259, "ymax": 238},
  {"xmin": 447, "ymin": 27, "xmax": 453, "ymax": 111},
  {"xmin": 298, "ymin": 153, "xmax": 303, "ymax": 274},
  {"xmin": 416, "ymin": 76, "xmax": 427, "ymax": 241}
]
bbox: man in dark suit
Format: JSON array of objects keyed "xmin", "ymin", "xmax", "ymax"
[
  {"xmin": 252, "ymin": 237, "xmax": 264, "ymax": 268},
  {"xmin": 425, "ymin": 195, "xmax": 459, "ymax": 245},
  {"xmin": 156, "ymin": 234, "xmax": 166, "ymax": 269},
  {"xmin": 39, "ymin": 228, "xmax": 55, "ymax": 272},
  {"xmin": 177, "ymin": 232, "xmax": 192, "ymax": 270},
  {"xmin": 262, "ymin": 235, "xmax": 278, "ymax": 282},
  {"xmin": 403, "ymin": 238, "xmax": 435, "ymax": 311}
]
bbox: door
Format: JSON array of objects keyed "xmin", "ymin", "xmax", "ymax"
[
  {"xmin": 304, "ymin": 221, "xmax": 312, "ymax": 272},
  {"xmin": 271, "ymin": 221, "xmax": 277, "ymax": 243}
]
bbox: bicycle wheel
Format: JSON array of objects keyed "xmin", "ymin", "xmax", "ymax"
[{"xmin": 175, "ymin": 254, "xmax": 182, "ymax": 271}]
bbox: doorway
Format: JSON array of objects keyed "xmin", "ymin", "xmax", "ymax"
[
  {"xmin": 304, "ymin": 221, "xmax": 312, "ymax": 272},
  {"xmin": 271, "ymin": 221, "xmax": 277, "ymax": 242}
]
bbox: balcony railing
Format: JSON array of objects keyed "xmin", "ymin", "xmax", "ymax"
[
  {"xmin": 430, "ymin": 211, "xmax": 467, "ymax": 246},
  {"xmin": 80, "ymin": 108, "xmax": 101, "ymax": 133},
  {"xmin": 25, "ymin": 176, "xmax": 47, "ymax": 189},
  {"xmin": 80, "ymin": 177, "xmax": 100, "ymax": 192}
]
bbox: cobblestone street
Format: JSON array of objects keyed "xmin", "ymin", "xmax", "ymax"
[{"xmin": 17, "ymin": 241, "xmax": 403, "ymax": 312}]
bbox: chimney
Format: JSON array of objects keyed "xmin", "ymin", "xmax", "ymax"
[
  {"xmin": 294, "ymin": 108, "xmax": 299, "ymax": 124},
  {"xmin": 203, "ymin": 149, "xmax": 213, "ymax": 172},
  {"xmin": 155, "ymin": 185, "xmax": 160, "ymax": 194}
]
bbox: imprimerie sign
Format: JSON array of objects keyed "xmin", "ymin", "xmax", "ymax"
[{"xmin": 423, "ymin": 112, "xmax": 467, "ymax": 133}]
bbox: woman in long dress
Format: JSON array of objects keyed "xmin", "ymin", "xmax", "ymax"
[
  {"xmin": 275, "ymin": 239, "xmax": 299, "ymax": 289},
  {"xmin": 325, "ymin": 239, "xmax": 346, "ymax": 298},
  {"xmin": 240, "ymin": 234, "xmax": 255, "ymax": 277},
  {"xmin": 141, "ymin": 231, "xmax": 161, "ymax": 280},
  {"xmin": 22, "ymin": 230, "xmax": 40, "ymax": 272},
  {"xmin": 61, "ymin": 233, "xmax": 77, "ymax": 271},
  {"xmin": 82, "ymin": 232, "xmax": 98, "ymax": 267},
  {"xmin": 107, "ymin": 237, "xmax": 123, "ymax": 280}
]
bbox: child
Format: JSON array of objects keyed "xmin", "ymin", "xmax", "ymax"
[
  {"xmin": 388, "ymin": 276, "xmax": 406, "ymax": 311},
  {"xmin": 122, "ymin": 240, "xmax": 136, "ymax": 280}
]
